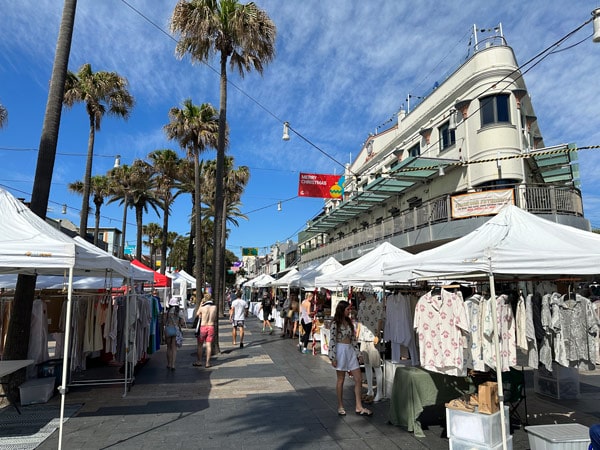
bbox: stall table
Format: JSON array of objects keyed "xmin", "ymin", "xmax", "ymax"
[
  {"xmin": 388, "ymin": 365, "xmax": 475, "ymax": 437},
  {"xmin": 0, "ymin": 359, "xmax": 35, "ymax": 414}
]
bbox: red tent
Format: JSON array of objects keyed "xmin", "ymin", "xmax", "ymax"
[{"xmin": 131, "ymin": 259, "xmax": 170, "ymax": 287}]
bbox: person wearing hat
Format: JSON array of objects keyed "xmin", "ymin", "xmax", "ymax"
[{"xmin": 164, "ymin": 297, "xmax": 185, "ymax": 370}]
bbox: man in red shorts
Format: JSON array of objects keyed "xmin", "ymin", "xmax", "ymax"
[{"xmin": 193, "ymin": 293, "xmax": 217, "ymax": 368}]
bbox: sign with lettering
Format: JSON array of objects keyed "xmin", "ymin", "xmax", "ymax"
[
  {"xmin": 298, "ymin": 173, "xmax": 344, "ymax": 199},
  {"xmin": 451, "ymin": 189, "xmax": 514, "ymax": 219}
]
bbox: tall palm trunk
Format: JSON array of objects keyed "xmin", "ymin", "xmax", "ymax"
[
  {"xmin": 160, "ymin": 203, "xmax": 169, "ymax": 274},
  {"xmin": 79, "ymin": 121, "xmax": 95, "ymax": 238},
  {"xmin": 120, "ymin": 199, "xmax": 128, "ymax": 258},
  {"xmin": 212, "ymin": 53, "xmax": 228, "ymax": 320},
  {"xmin": 186, "ymin": 199, "xmax": 195, "ymax": 274},
  {"xmin": 93, "ymin": 201, "xmax": 102, "ymax": 246},
  {"xmin": 194, "ymin": 155, "xmax": 202, "ymax": 300},
  {"xmin": 4, "ymin": 0, "xmax": 78, "ymax": 400},
  {"xmin": 135, "ymin": 206, "xmax": 143, "ymax": 261}
]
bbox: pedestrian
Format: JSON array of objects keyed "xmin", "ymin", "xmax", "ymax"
[
  {"xmin": 230, "ymin": 290, "xmax": 248, "ymax": 348},
  {"xmin": 280, "ymin": 295, "xmax": 291, "ymax": 338},
  {"xmin": 299, "ymin": 292, "xmax": 314, "ymax": 353},
  {"xmin": 591, "ymin": 424, "xmax": 600, "ymax": 450},
  {"xmin": 193, "ymin": 293, "xmax": 217, "ymax": 368},
  {"xmin": 328, "ymin": 300, "xmax": 372, "ymax": 417},
  {"xmin": 259, "ymin": 291, "xmax": 274, "ymax": 334},
  {"xmin": 164, "ymin": 297, "xmax": 185, "ymax": 371},
  {"xmin": 290, "ymin": 293, "xmax": 300, "ymax": 339}
]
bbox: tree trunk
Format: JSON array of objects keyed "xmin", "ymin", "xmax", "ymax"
[
  {"xmin": 79, "ymin": 120, "xmax": 95, "ymax": 238},
  {"xmin": 186, "ymin": 198, "xmax": 195, "ymax": 274},
  {"xmin": 93, "ymin": 201, "xmax": 101, "ymax": 246},
  {"xmin": 120, "ymin": 199, "xmax": 128, "ymax": 258},
  {"xmin": 194, "ymin": 155, "xmax": 202, "ymax": 302},
  {"xmin": 160, "ymin": 197, "xmax": 169, "ymax": 274},
  {"xmin": 4, "ymin": 0, "xmax": 78, "ymax": 400},
  {"xmin": 211, "ymin": 53, "xmax": 228, "ymax": 355},
  {"xmin": 135, "ymin": 205, "xmax": 143, "ymax": 262}
]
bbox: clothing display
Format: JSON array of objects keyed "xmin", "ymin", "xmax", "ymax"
[
  {"xmin": 384, "ymin": 292, "xmax": 419, "ymax": 366},
  {"xmin": 413, "ymin": 288, "xmax": 469, "ymax": 377}
]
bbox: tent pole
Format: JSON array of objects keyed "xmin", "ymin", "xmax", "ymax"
[
  {"xmin": 58, "ymin": 266, "xmax": 74, "ymax": 450},
  {"xmin": 488, "ymin": 270, "xmax": 508, "ymax": 450}
]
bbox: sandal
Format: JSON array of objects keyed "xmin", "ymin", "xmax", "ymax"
[
  {"xmin": 355, "ymin": 408, "xmax": 373, "ymax": 416},
  {"xmin": 337, "ymin": 408, "xmax": 346, "ymax": 416},
  {"xmin": 445, "ymin": 398, "xmax": 475, "ymax": 412},
  {"xmin": 192, "ymin": 361, "xmax": 202, "ymax": 367}
]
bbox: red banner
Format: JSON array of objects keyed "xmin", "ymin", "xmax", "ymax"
[{"xmin": 298, "ymin": 173, "xmax": 344, "ymax": 199}]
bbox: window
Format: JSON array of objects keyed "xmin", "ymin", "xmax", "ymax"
[
  {"xmin": 480, "ymin": 94, "xmax": 510, "ymax": 126},
  {"xmin": 408, "ymin": 143, "xmax": 420, "ymax": 157},
  {"xmin": 439, "ymin": 122, "xmax": 456, "ymax": 151}
]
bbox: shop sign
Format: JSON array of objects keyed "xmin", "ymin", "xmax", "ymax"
[{"xmin": 451, "ymin": 189, "xmax": 514, "ymax": 219}]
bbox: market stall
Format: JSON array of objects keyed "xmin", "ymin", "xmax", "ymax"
[{"xmin": 382, "ymin": 204, "xmax": 600, "ymax": 450}]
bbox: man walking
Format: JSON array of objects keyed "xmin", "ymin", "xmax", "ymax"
[
  {"xmin": 193, "ymin": 293, "xmax": 217, "ymax": 368},
  {"xmin": 230, "ymin": 290, "xmax": 248, "ymax": 348},
  {"xmin": 259, "ymin": 291, "xmax": 274, "ymax": 334}
]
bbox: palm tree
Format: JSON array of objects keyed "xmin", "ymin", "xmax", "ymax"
[
  {"xmin": 6, "ymin": 0, "xmax": 77, "ymax": 399},
  {"xmin": 107, "ymin": 163, "xmax": 134, "ymax": 258},
  {"xmin": 148, "ymin": 149, "xmax": 182, "ymax": 274},
  {"xmin": 142, "ymin": 222, "xmax": 163, "ymax": 270},
  {"xmin": 170, "ymin": 0, "xmax": 276, "ymax": 317},
  {"xmin": 176, "ymin": 159, "xmax": 197, "ymax": 274},
  {"xmin": 127, "ymin": 159, "xmax": 162, "ymax": 261},
  {"xmin": 164, "ymin": 100, "xmax": 220, "ymax": 301},
  {"xmin": 0, "ymin": 102, "xmax": 7, "ymax": 128},
  {"xmin": 63, "ymin": 63, "xmax": 134, "ymax": 238},
  {"xmin": 68, "ymin": 174, "xmax": 111, "ymax": 246}
]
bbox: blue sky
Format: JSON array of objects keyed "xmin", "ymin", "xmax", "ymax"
[{"xmin": 1, "ymin": 1, "xmax": 600, "ymax": 261}]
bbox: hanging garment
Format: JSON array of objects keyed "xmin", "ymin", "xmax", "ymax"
[
  {"xmin": 384, "ymin": 292, "xmax": 419, "ymax": 365},
  {"xmin": 413, "ymin": 288, "xmax": 468, "ymax": 376},
  {"xmin": 464, "ymin": 294, "xmax": 486, "ymax": 371},
  {"xmin": 482, "ymin": 294, "xmax": 517, "ymax": 372},
  {"xmin": 27, "ymin": 298, "xmax": 49, "ymax": 364},
  {"xmin": 538, "ymin": 294, "xmax": 554, "ymax": 371},
  {"xmin": 524, "ymin": 294, "xmax": 539, "ymax": 369}
]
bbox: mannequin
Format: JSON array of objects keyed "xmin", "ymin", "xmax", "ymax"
[{"xmin": 357, "ymin": 291, "xmax": 384, "ymax": 402}]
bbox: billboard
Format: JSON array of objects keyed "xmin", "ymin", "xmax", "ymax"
[
  {"xmin": 242, "ymin": 247, "xmax": 258, "ymax": 256},
  {"xmin": 298, "ymin": 173, "xmax": 345, "ymax": 199}
]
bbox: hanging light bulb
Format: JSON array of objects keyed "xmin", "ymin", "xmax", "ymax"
[
  {"xmin": 438, "ymin": 165, "xmax": 445, "ymax": 177},
  {"xmin": 114, "ymin": 155, "xmax": 121, "ymax": 168},
  {"xmin": 62, "ymin": 204, "xmax": 67, "ymax": 214},
  {"xmin": 277, "ymin": 201, "xmax": 282, "ymax": 211},
  {"xmin": 282, "ymin": 122, "xmax": 290, "ymax": 141}
]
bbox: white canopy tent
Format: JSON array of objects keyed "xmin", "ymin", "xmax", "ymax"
[
  {"xmin": 382, "ymin": 204, "xmax": 600, "ymax": 450},
  {"xmin": 288, "ymin": 256, "xmax": 343, "ymax": 290},
  {"xmin": 269, "ymin": 268, "xmax": 299, "ymax": 288},
  {"xmin": 314, "ymin": 242, "xmax": 414, "ymax": 288},
  {"xmin": 242, "ymin": 273, "xmax": 276, "ymax": 288},
  {"xmin": 0, "ymin": 188, "xmax": 151, "ymax": 449}
]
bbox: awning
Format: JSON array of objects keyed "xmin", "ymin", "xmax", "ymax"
[{"xmin": 305, "ymin": 156, "xmax": 458, "ymax": 234}]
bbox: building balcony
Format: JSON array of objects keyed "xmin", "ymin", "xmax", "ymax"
[{"xmin": 299, "ymin": 183, "xmax": 588, "ymax": 268}]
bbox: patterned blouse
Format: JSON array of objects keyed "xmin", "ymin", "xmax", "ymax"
[{"xmin": 328, "ymin": 319, "xmax": 359, "ymax": 363}]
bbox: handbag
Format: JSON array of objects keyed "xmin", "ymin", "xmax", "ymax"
[
  {"xmin": 175, "ymin": 328, "xmax": 184, "ymax": 348},
  {"xmin": 165, "ymin": 325, "xmax": 177, "ymax": 338}
]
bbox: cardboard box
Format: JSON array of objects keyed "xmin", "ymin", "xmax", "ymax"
[
  {"xmin": 19, "ymin": 377, "xmax": 56, "ymax": 405},
  {"xmin": 526, "ymin": 423, "xmax": 590, "ymax": 450}
]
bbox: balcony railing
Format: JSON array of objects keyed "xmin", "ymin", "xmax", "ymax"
[{"xmin": 300, "ymin": 184, "xmax": 584, "ymax": 264}]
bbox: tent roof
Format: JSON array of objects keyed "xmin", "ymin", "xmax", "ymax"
[
  {"xmin": 315, "ymin": 242, "xmax": 414, "ymax": 287},
  {"xmin": 242, "ymin": 273, "xmax": 276, "ymax": 288},
  {"xmin": 288, "ymin": 257, "xmax": 343, "ymax": 289},
  {"xmin": 269, "ymin": 268, "xmax": 299, "ymax": 287},
  {"xmin": 383, "ymin": 204, "xmax": 600, "ymax": 280},
  {"xmin": 131, "ymin": 259, "xmax": 170, "ymax": 286},
  {"xmin": 0, "ymin": 188, "xmax": 133, "ymax": 277}
]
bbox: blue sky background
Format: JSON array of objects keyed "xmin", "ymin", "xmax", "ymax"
[{"xmin": 1, "ymin": 1, "xmax": 600, "ymax": 261}]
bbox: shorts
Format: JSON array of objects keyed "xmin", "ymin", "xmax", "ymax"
[
  {"xmin": 232, "ymin": 320, "xmax": 245, "ymax": 328},
  {"xmin": 262, "ymin": 308, "xmax": 272, "ymax": 319},
  {"xmin": 333, "ymin": 343, "xmax": 360, "ymax": 372},
  {"xmin": 291, "ymin": 312, "xmax": 299, "ymax": 322},
  {"xmin": 197, "ymin": 325, "xmax": 215, "ymax": 343}
]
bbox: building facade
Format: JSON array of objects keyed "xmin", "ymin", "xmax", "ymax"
[{"xmin": 296, "ymin": 27, "xmax": 588, "ymax": 269}]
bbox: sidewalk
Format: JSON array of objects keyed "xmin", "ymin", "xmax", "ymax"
[{"xmin": 23, "ymin": 316, "xmax": 600, "ymax": 449}]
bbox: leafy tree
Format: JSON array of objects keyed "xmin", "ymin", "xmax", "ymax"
[
  {"xmin": 164, "ymin": 100, "xmax": 221, "ymax": 301},
  {"xmin": 63, "ymin": 63, "xmax": 134, "ymax": 238},
  {"xmin": 107, "ymin": 163, "xmax": 134, "ymax": 258},
  {"xmin": 148, "ymin": 149, "xmax": 182, "ymax": 273},
  {"xmin": 142, "ymin": 222, "xmax": 163, "ymax": 270},
  {"xmin": 170, "ymin": 0, "xmax": 276, "ymax": 319},
  {"xmin": 68, "ymin": 174, "xmax": 111, "ymax": 245}
]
